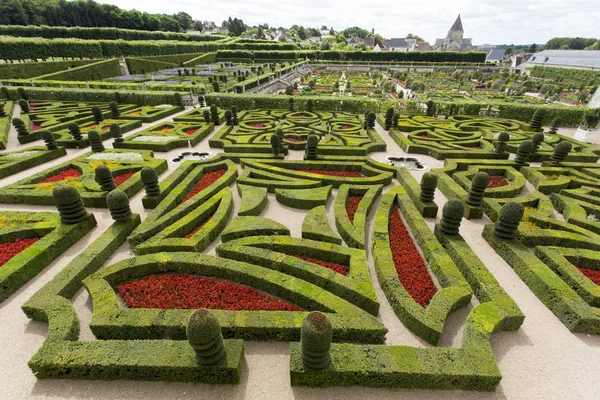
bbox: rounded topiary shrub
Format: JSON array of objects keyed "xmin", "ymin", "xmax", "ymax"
[
  {"xmin": 288, "ymin": 97, "xmax": 294, "ymax": 111},
  {"xmin": 224, "ymin": 110, "xmax": 233, "ymax": 126},
  {"xmin": 494, "ymin": 132, "xmax": 510, "ymax": 154},
  {"xmin": 231, "ymin": 106, "xmax": 239, "ymax": 125},
  {"xmin": 91, "ymin": 106, "xmax": 104, "ymax": 123},
  {"xmin": 110, "ymin": 123, "xmax": 123, "ymax": 142},
  {"xmin": 440, "ymin": 199, "xmax": 464, "ymax": 235},
  {"xmin": 40, "ymin": 130, "xmax": 58, "ymax": 150},
  {"xmin": 141, "ymin": 166, "xmax": 160, "ymax": 196},
  {"xmin": 18, "ymin": 99, "xmax": 30, "ymax": 113},
  {"xmin": 419, "ymin": 172, "xmax": 438, "ymax": 202},
  {"xmin": 174, "ymin": 92, "xmax": 183, "ymax": 107},
  {"xmin": 300, "ymin": 311, "xmax": 332, "ymax": 370},
  {"xmin": 529, "ymin": 108, "xmax": 546, "ymax": 130},
  {"xmin": 270, "ymin": 133, "xmax": 281, "ymax": 156},
  {"xmin": 94, "ymin": 165, "xmax": 116, "ymax": 192},
  {"xmin": 12, "ymin": 117, "xmax": 28, "ymax": 136},
  {"xmin": 52, "ymin": 185, "xmax": 88, "ymax": 224},
  {"xmin": 109, "ymin": 102, "xmax": 120, "ymax": 118},
  {"xmin": 203, "ymin": 109, "xmax": 211, "ymax": 123},
  {"xmin": 531, "ymin": 132, "xmax": 544, "ymax": 152},
  {"xmin": 550, "ymin": 141, "xmax": 572, "ymax": 163},
  {"xmin": 549, "ymin": 118, "xmax": 561, "ymax": 134},
  {"xmin": 88, "ymin": 130, "xmax": 105, "ymax": 153},
  {"xmin": 68, "ymin": 123, "xmax": 83, "ymax": 141},
  {"xmin": 515, "ymin": 140, "xmax": 533, "ymax": 165},
  {"xmin": 107, "ymin": 189, "xmax": 132, "ymax": 220},
  {"xmin": 210, "ymin": 105, "xmax": 219, "ymax": 124},
  {"xmin": 305, "ymin": 134, "xmax": 319, "ymax": 160},
  {"xmin": 186, "ymin": 309, "xmax": 226, "ymax": 365},
  {"xmin": 495, "ymin": 202, "xmax": 524, "ymax": 239},
  {"xmin": 466, "ymin": 172, "xmax": 489, "ymax": 207}
]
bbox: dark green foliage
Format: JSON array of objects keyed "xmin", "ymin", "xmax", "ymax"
[
  {"xmin": 18, "ymin": 99, "xmax": 30, "ymax": 113},
  {"xmin": 392, "ymin": 112, "xmax": 400, "ymax": 129},
  {"xmin": 305, "ymin": 134, "xmax": 319, "ymax": 159},
  {"xmin": 270, "ymin": 133, "xmax": 281, "ymax": 156},
  {"xmin": 288, "ymin": 97, "xmax": 294, "ymax": 111},
  {"xmin": 173, "ymin": 92, "xmax": 183, "ymax": 107},
  {"xmin": 141, "ymin": 166, "xmax": 161, "ymax": 197},
  {"xmin": 17, "ymin": 87, "xmax": 26, "ymax": 100},
  {"xmin": 12, "ymin": 117, "xmax": 28, "ymax": 136},
  {"xmin": 212, "ymin": 81, "xmax": 220, "ymax": 92},
  {"xmin": 40, "ymin": 130, "xmax": 58, "ymax": 150},
  {"xmin": 529, "ymin": 108, "xmax": 546, "ymax": 130},
  {"xmin": 466, "ymin": 172, "xmax": 489, "ymax": 207},
  {"xmin": 367, "ymin": 112, "xmax": 376, "ymax": 129},
  {"xmin": 113, "ymin": 91, "xmax": 121, "ymax": 104},
  {"xmin": 584, "ymin": 109, "xmax": 600, "ymax": 130},
  {"xmin": 494, "ymin": 132, "xmax": 510, "ymax": 154},
  {"xmin": 107, "ymin": 189, "xmax": 132, "ymax": 220},
  {"xmin": 300, "ymin": 312, "xmax": 332, "ymax": 370},
  {"xmin": 95, "ymin": 165, "xmax": 116, "ymax": 192},
  {"xmin": 91, "ymin": 106, "xmax": 104, "ymax": 123},
  {"xmin": 306, "ymin": 99, "xmax": 314, "ymax": 112},
  {"xmin": 224, "ymin": 110, "xmax": 233, "ymax": 126},
  {"xmin": 494, "ymin": 202, "xmax": 524, "ymax": 239},
  {"xmin": 515, "ymin": 140, "xmax": 534, "ymax": 165},
  {"xmin": 440, "ymin": 199, "xmax": 464, "ymax": 235},
  {"xmin": 231, "ymin": 106, "xmax": 239, "ymax": 125},
  {"xmin": 109, "ymin": 102, "xmax": 120, "ymax": 118},
  {"xmin": 419, "ymin": 172, "xmax": 437, "ymax": 202},
  {"xmin": 0, "ymin": 103, "xmax": 5, "ymax": 117},
  {"xmin": 88, "ymin": 130, "xmax": 105, "ymax": 153},
  {"xmin": 203, "ymin": 109, "xmax": 211, "ymax": 123},
  {"xmin": 0, "ymin": 87, "xmax": 10, "ymax": 100},
  {"xmin": 53, "ymin": 185, "xmax": 88, "ymax": 224},
  {"xmin": 549, "ymin": 117, "xmax": 561, "ymax": 134},
  {"xmin": 426, "ymin": 100, "xmax": 436, "ymax": 117},
  {"xmin": 110, "ymin": 123, "xmax": 123, "ymax": 143},
  {"xmin": 186, "ymin": 309, "xmax": 226, "ymax": 365},
  {"xmin": 275, "ymin": 128, "xmax": 285, "ymax": 153},
  {"xmin": 210, "ymin": 105, "xmax": 219, "ymax": 124},
  {"xmin": 384, "ymin": 107, "xmax": 394, "ymax": 130},
  {"xmin": 550, "ymin": 141, "xmax": 573, "ymax": 163},
  {"xmin": 531, "ymin": 132, "xmax": 544, "ymax": 152},
  {"xmin": 68, "ymin": 122, "xmax": 83, "ymax": 141}
]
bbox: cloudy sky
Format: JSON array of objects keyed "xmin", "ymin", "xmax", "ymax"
[{"xmin": 96, "ymin": 0, "xmax": 600, "ymax": 45}]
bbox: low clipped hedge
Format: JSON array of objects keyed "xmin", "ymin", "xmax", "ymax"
[
  {"xmin": 33, "ymin": 58, "xmax": 121, "ymax": 81},
  {"xmin": 0, "ymin": 59, "xmax": 97, "ymax": 80},
  {"xmin": 334, "ymin": 184, "xmax": 382, "ymax": 249},
  {"xmin": 0, "ymin": 146, "xmax": 67, "ymax": 178}
]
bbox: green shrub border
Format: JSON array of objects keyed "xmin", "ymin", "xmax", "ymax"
[{"xmin": 0, "ymin": 146, "xmax": 67, "ymax": 179}]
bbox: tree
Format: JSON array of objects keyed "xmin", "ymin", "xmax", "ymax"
[
  {"xmin": 320, "ymin": 41, "xmax": 331, "ymax": 50},
  {"xmin": 406, "ymin": 33, "xmax": 424, "ymax": 42},
  {"xmin": 528, "ymin": 43, "xmax": 538, "ymax": 53},
  {"xmin": 297, "ymin": 26, "xmax": 307, "ymax": 40},
  {"xmin": 505, "ymin": 47, "xmax": 514, "ymax": 56},
  {"xmin": 342, "ymin": 26, "xmax": 370, "ymax": 39},
  {"xmin": 172, "ymin": 12, "xmax": 193, "ymax": 30},
  {"xmin": 321, "ymin": 25, "xmax": 327, "ymax": 30},
  {"xmin": 373, "ymin": 34, "xmax": 383, "ymax": 47},
  {"xmin": 329, "ymin": 28, "xmax": 335, "ymax": 35},
  {"xmin": 193, "ymin": 20, "xmax": 204, "ymax": 31},
  {"xmin": 227, "ymin": 17, "xmax": 246, "ymax": 36}
]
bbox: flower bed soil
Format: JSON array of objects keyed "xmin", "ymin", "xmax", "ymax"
[
  {"xmin": 116, "ymin": 273, "xmax": 305, "ymax": 311},
  {"xmin": 182, "ymin": 169, "xmax": 227, "ymax": 203},
  {"xmin": 388, "ymin": 208, "xmax": 438, "ymax": 307}
]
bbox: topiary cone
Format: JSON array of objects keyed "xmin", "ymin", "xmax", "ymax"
[
  {"xmin": 95, "ymin": 165, "xmax": 116, "ymax": 191},
  {"xmin": 18, "ymin": 99, "xmax": 30, "ymax": 113},
  {"xmin": 440, "ymin": 199, "xmax": 464, "ymax": 235},
  {"xmin": 68, "ymin": 122, "xmax": 83, "ymax": 141},
  {"xmin": 419, "ymin": 172, "xmax": 438, "ymax": 202},
  {"xmin": 301, "ymin": 312, "xmax": 332, "ymax": 370},
  {"xmin": 187, "ymin": 309, "xmax": 226, "ymax": 365},
  {"xmin": 110, "ymin": 123, "xmax": 123, "ymax": 143},
  {"xmin": 203, "ymin": 109, "xmax": 211, "ymax": 123},
  {"xmin": 305, "ymin": 134, "xmax": 319, "ymax": 160},
  {"xmin": 88, "ymin": 130, "xmax": 105, "ymax": 153},
  {"xmin": 288, "ymin": 97, "xmax": 294, "ymax": 111},
  {"xmin": 494, "ymin": 132, "xmax": 510, "ymax": 154},
  {"xmin": 550, "ymin": 141, "xmax": 572, "ymax": 163},
  {"xmin": 40, "ymin": 130, "xmax": 58, "ymax": 150},
  {"xmin": 494, "ymin": 202, "xmax": 524, "ymax": 239},
  {"xmin": 529, "ymin": 108, "xmax": 546, "ymax": 130},
  {"xmin": 109, "ymin": 101, "xmax": 120, "ymax": 118},
  {"xmin": 231, "ymin": 106, "xmax": 239, "ymax": 125},
  {"xmin": 12, "ymin": 117, "xmax": 29, "ymax": 136},
  {"xmin": 224, "ymin": 110, "xmax": 233, "ymax": 126},
  {"xmin": 141, "ymin": 166, "xmax": 161, "ymax": 196},
  {"xmin": 210, "ymin": 105, "xmax": 219, "ymax": 124},
  {"xmin": 515, "ymin": 140, "xmax": 533, "ymax": 165},
  {"xmin": 270, "ymin": 133, "xmax": 280, "ymax": 156},
  {"xmin": 392, "ymin": 112, "xmax": 400, "ymax": 129},
  {"xmin": 107, "ymin": 189, "xmax": 131, "ymax": 220},
  {"xmin": 52, "ymin": 185, "xmax": 88, "ymax": 224},
  {"xmin": 466, "ymin": 172, "xmax": 489, "ymax": 207},
  {"xmin": 91, "ymin": 106, "xmax": 104, "ymax": 123},
  {"xmin": 367, "ymin": 112, "xmax": 376, "ymax": 129},
  {"xmin": 384, "ymin": 107, "xmax": 394, "ymax": 130},
  {"xmin": 531, "ymin": 132, "xmax": 544, "ymax": 152}
]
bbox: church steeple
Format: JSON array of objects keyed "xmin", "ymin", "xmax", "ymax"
[{"xmin": 450, "ymin": 15, "xmax": 464, "ymax": 32}]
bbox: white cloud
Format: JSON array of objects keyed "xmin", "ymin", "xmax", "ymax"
[{"xmin": 96, "ymin": 0, "xmax": 600, "ymax": 44}]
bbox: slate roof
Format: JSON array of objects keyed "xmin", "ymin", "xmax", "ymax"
[
  {"xmin": 450, "ymin": 15, "xmax": 464, "ymax": 32},
  {"xmin": 526, "ymin": 50, "xmax": 600, "ymax": 69},
  {"xmin": 390, "ymin": 38, "xmax": 407, "ymax": 48},
  {"xmin": 486, "ymin": 48, "xmax": 505, "ymax": 61}
]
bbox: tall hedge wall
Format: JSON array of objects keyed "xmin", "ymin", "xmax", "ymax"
[
  {"xmin": 0, "ymin": 25, "xmax": 227, "ymax": 42},
  {"xmin": 0, "ymin": 59, "xmax": 97, "ymax": 79},
  {"xmin": 125, "ymin": 58, "xmax": 176, "ymax": 74},
  {"xmin": 33, "ymin": 59, "xmax": 121, "ymax": 81},
  {"xmin": 0, "ymin": 37, "xmax": 104, "ymax": 60},
  {"xmin": 530, "ymin": 65, "xmax": 600, "ymax": 85}
]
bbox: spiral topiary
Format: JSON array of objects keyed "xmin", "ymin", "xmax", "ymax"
[
  {"xmin": 306, "ymin": 99, "xmax": 314, "ymax": 112},
  {"xmin": 203, "ymin": 109, "xmax": 211, "ymax": 123},
  {"xmin": 94, "ymin": 165, "xmax": 116, "ymax": 192},
  {"xmin": 270, "ymin": 133, "xmax": 281, "ymax": 156},
  {"xmin": 550, "ymin": 141, "xmax": 572, "ymax": 163},
  {"xmin": 140, "ymin": 166, "xmax": 161, "ymax": 197},
  {"xmin": 224, "ymin": 110, "xmax": 233, "ymax": 126},
  {"xmin": 531, "ymin": 132, "xmax": 544, "ymax": 152},
  {"xmin": 367, "ymin": 112, "xmax": 376, "ymax": 129},
  {"xmin": 12, "ymin": 117, "xmax": 28, "ymax": 136},
  {"xmin": 384, "ymin": 107, "xmax": 394, "ymax": 130},
  {"xmin": 419, "ymin": 172, "xmax": 438, "ymax": 202},
  {"xmin": 18, "ymin": 99, "xmax": 30, "ymax": 113},
  {"xmin": 68, "ymin": 122, "xmax": 83, "ymax": 141},
  {"xmin": 173, "ymin": 92, "xmax": 183, "ymax": 107},
  {"xmin": 88, "ymin": 130, "xmax": 105, "ymax": 153},
  {"xmin": 52, "ymin": 185, "xmax": 88, "ymax": 224},
  {"xmin": 109, "ymin": 102, "xmax": 120, "ymax": 118},
  {"xmin": 529, "ymin": 108, "xmax": 546, "ymax": 130},
  {"xmin": 494, "ymin": 202, "xmax": 524, "ymax": 239},
  {"xmin": 40, "ymin": 130, "xmax": 58, "ymax": 150},
  {"xmin": 466, "ymin": 172, "xmax": 489, "ymax": 207},
  {"xmin": 288, "ymin": 97, "xmax": 294, "ymax": 111},
  {"xmin": 91, "ymin": 106, "xmax": 103, "ymax": 123},
  {"xmin": 305, "ymin": 134, "xmax": 319, "ymax": 159},
  {"xmin": 440, "ymin": 199, "xmax": 464, "ymax": 235},
  {"xmin": 549, "ymin": 118, "xmax": 561, "ymax": 134},
  {"xmin": 231, "ymin": 106, "xmax": 239, "ymax": 125},
  {"xmin": 107, "ymin": 189, "xmax": 132, "ymax": 220},
  {"xmin": 110, "ymin": 123, "xmax": 123, "ymax": 143},
  {"xmin": 392, "ymin": 112, "xmax": 400, "ymax": 129},
  {"xmin": 186, "ymin": 309, "xmax": 226, "ymax": 365},
  {"xmin": 494, "ymin": 132, "xmax": 510, "ymax": 154},
  {"xmin": 514, "ymin": 140, "xmax": 533, "ymax": 165},
  {"xmin": 300, "ymin": 311, "xmax": 332, "ymax": 370}
]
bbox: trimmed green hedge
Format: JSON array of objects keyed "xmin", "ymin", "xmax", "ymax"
[
  {"xmin": 302, "ymin": 205, "xmax": 341, "ymax": 244},
  {"xmin": 33, "ymin": 59, "xmax": 121, "ymax": 81},
  {"xmin": 237, "ymin": 184, "xmax": 268, "ymax": 216},
  {"xmin": 530, "ymin": 65, "xmax": 600, "ymax": 86},
  {"xmin": 0, "ymin": 146, "xmax": 67, "ymax": 178},
  {"xmin": 275, "ymin": 186, "xmax": 332, "ymax": 209},
  {"xmin": 334, "ymin": 184, "xmax": 382, "ymax": 249},
  {"xmin": 0, "ymin": 59, "xmax": 97, "ymax": 79}
]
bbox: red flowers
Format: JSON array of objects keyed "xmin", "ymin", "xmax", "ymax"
[
  {"xmin": 39, "ymin": 168, "xmax": 82, "ymax": 183},
  {"xmin": 182, "ymin": 169, "xmax": 227, "ymax": 203},
  {"xmin": 114, "ymin": 172, "xmax": 136, "ymax": 186},
  {"xmin": 299, "ymin": 169, "xmax": 364, "ymax": 178},
  {"xmin": 576, "ymin": 266, "xmax": 600, "ymax": 286},
  {"xmin": 184, "ymin": 215, "xmax": 213, "ymax": 239},
  {"xmin": 31, "ymin": 124, "xmax": 41, "ymax": 131},
  {"xmin": 346, "ymin": 195, "xmax": 363, "ymax": 224},
  {"xmin": 248, "ymin": 123, "xmax": 264, "ymax": 128},
  {"xmin": 285, "ymin": 137, "xmax": 306, "ymax": 143},
  {"xmin": 487, "ymin": 175, "xmax": 509, "ymax": 188},
  {"xmin": 292, "ymin": 255, "xmax": 348, "ymax": 275},
  {"xmin": 0, "ymin": 238, "xmax": 40, "ymax": 267},
  {"xmin": 184, "ymin": 128, "xmax": 198, "ymax": 135},
  {"xmin": 116, "ymin": 274, "xmax": 305, "ymax": 311},
  {"xmin": 341, "ymin": 125, "xmax": 352, "ymax": 130},
  {"xmin": 388, "ymin": 208, "xmax": 438, "ymax": 307}
]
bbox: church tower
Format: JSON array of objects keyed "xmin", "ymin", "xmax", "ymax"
[{"xmin": 443, "ymin": 15, "xmax": 464, "ymax": 51}]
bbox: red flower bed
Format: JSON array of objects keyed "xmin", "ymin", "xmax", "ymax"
[
  {"xmin": 0, "ymin": 238, "xmax": 40, "ymax": 267},
  {"xmin": 248, "ymin": 123, "xmax": 264, "ymax": 128},
  {"xmin": 285, "ymin": 137, "xmax": 306, "ymax": 143},
  {"xmin": 292, "ymin": 255, "xmax": 348, "ymax": 275},
  {"xmin": 346, "ymin": 195, "xmax": 363, "ymax": 224},
  {"xmin": 487, "ymin": 175, "xmax": 510, "ymax": 188},
  {"xmin": 102, "ymin": 126, "xmax": 111, "ymax": 131},
  {"xmin": 182, "ymin": 169, "xmax": 227, "ymax": 203},
  {"xmin": 184, "ymin": 215, "xmax": 213, "ymax": 239},
  {"xmin": 299, "ymin": 169, "xmax": 364, "ymax": 178},
  {"xmin": 39, "ymin": 168, "xmax": 82, "ymax": 184},
  {"xmin": 184, "ymin": 128, "xmax": 198, "ymax": 135},
  {"xmin": 114, "ymin": 172, "xmax": 136, "ymax": 186},
  {"xmin": 418, "ymin": 134, "xmax": 428, "ymax": 138},
  {"xmin": 341, "ymin": 125, "xmax": 352, "ymax": 130},
  {"xmin": 116, "ymin": 274, "xmax": 305, "ymax": 311},
  {"xmin": 388, "ymin": 208, "xmax": 438, "ymax": 307},
  {"xmin": 575, "ymin": 266, "xmax": 600, "ymax": 286},
  {"xmin": 31, "ymin": 124, "xmax": 41, "ymax": 131}
]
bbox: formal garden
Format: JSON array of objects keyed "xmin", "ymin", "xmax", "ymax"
[{"xmin": 0, "ymin": 34, "xmax": 599, "ymax": 400}]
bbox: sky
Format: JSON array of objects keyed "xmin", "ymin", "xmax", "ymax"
[{"xmin": 95, "ymin": 0, "xmax": 600, "ymax": 45}]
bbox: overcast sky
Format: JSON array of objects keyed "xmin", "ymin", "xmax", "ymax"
[{"xmin": 96, "ymin": 0, "xmax": 600, "ymax": 45}]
